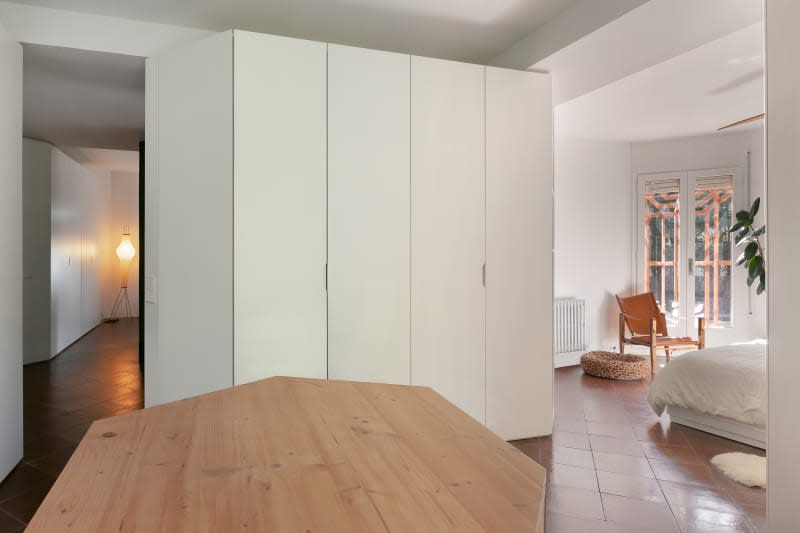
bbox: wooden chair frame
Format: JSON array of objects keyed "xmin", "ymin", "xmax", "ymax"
[{"xmin": 617, "ymin": 293, "xmax": 705, "ymax": 373}]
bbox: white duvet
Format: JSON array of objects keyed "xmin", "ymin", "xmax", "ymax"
[{"xmin": 648, "ymin": 340, "xmax": 767, "ymax": 427}]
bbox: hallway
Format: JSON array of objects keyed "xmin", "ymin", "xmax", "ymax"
[{"xmin": 0, "ymin": 320, "xmax": 141, "ymax": 531}]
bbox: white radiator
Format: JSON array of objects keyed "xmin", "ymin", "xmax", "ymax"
[{"xmin": 554, "ymin": 298, "xmax": 587, "ymax": 354}]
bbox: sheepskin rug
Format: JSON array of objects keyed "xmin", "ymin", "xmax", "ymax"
[{"xmin": 711, "ymin": 452, "xmax": 766, "ymax": 488}]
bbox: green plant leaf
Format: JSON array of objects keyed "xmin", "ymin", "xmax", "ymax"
[
  {"xmin": 735, "ymin": 251, "xmax": 749, "ymax": 266},
  {"xmin": 730, "ymin": 221, "xmax": 744, "ymax": 233},
  {"xmin": 744, "ymin": 241, "xmax": 758, "ymax": 260},
  {"xmin": 750, "ymin": 197, "xmax": 761, "ymax": 219},
  {"xmin": 736, "ymin": 229, "xmax": 751, "ymax": 246},
  {"xmin": 747, "ymin": 272, "xmax": 756, "ymax": 287},
  {"xmin": 757, "ymin": 270, "xmax": 766, "ymax": 295},
  {"xmin": 748, "ymin": 256, "xmax": 764, "ymax": 279},
  {"xmin": 736, "ymin": 210, "xmax": 753, "ymax": 224},
  {"xmin": 753, "ymin": 225, "xmax": 766, "ymax": 237}
]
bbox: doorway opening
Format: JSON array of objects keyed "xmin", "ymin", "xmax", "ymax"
[
  {"xmin": 4, "ymin": 43, "xmax": 144, "ymax": 528},
  {"xmin": 515, "ymin": 4, "xmax": 767, "ymax": 531}
]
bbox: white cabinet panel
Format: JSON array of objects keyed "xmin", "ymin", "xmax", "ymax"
[
  {"xmin": 410, "ymin": 56, "xmax": 486, "ymax": 422},
  {"xmin": 486, "ymin": 67, "xmax": 553, "ymax": 440},
  {"xmin": 233, "ymin": 31, "xmax": 327, "ymax": 385},
  {"xmin": 328, "ymin": 44, "xmax": 410, "ymax": 384},
  {"xmin": 0, "ymin": 27, "xmax": 22, "ymax": 482},
  {"xmin": 156, "ymin": 30, "xmax": 233, "ymax": 402},
  {"xmin": 50, "ymin": 149, "xmax": 83, "ymax": 355},
  {"xmin": 80, "ymin": 170, "xmax": 107, "ymax": 333}
]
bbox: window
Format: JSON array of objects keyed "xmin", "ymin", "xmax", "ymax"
[
  {"xmin": 643, "ymin": 179, "xmax": 681, "ymax": 325},
  {"xmin": 638, "ymin": 171, "xmax": 735, "ymax": 336},
  {"xmin": 693, "ymin": 176, "xmax": 733, "ymax": 327}
]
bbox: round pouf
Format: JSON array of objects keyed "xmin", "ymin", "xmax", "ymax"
[{"xmin": 580, "ymin": 351, "xmax": 649, "ymax": 381}]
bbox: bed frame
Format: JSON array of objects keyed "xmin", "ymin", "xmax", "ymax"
[{"xmin": 667, "ymin": 405, "xmax": 765, "ymax": 449}]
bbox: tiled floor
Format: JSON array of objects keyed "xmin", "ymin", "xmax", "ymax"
[
  {"xmin": 0, "ymin": 326, "xmax": 766, "ymax": 532},
  {"xmin": 513, "ymin": 366, "xmax": 767, "ymax": 533},
  {"xmin": 0, "ymin": 319, "xmax": 142, "ymax": 532}
]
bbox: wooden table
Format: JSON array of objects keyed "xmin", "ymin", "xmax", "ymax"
[{"xmin": 27, "ymin": 377, "xmax": 546, "ymax": 532}]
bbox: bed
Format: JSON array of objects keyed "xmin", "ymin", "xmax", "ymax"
[{"xmin": 648, "ymin": 340, "xmax": 766, "ymax": 449}]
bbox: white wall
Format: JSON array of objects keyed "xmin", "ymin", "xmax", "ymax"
[
  {"xmin": 554, "ymin": 138, "xmax": 633, "ymax": 363},
  {"xmin": 0, "ymin": 18, "xmax": 22, "ymax": 484},
  {"xmin": 766, "ymin": 0, "xmax": 800, "ymax": 528},
  {"xmin": 22, "ymin": 138, "xmax": 51, "ymax": 363},
  {"xmin": 147, "ymin": 31, "xmax": 234, "ymax": 406},
  {"xmin": 554, "ymin": 128, "xmax": 766, "ymax": 362},
  {"xmin": 630, "ymin": 128, "xmax": 767, "ymax": 344},
  {"xmin": 108, "ymin": 170, "xmax": 139, "ymax": 317}
]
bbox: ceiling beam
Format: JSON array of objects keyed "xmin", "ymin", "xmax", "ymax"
[
  {"xmin": 0, "ymin": 1, "xmax": 211, "ymax": 57},
  {"xmin": 491, "ymin": 0, "xmax": 649, "ymax": 70}
]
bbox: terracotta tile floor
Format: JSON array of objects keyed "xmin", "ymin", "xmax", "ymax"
[
  {"xmin": 513, "ymin": 366, "xmax": 766, "ymax": 533},
  {"xmin": 0, "ymin": 328, "xmax": 766, "ymax": 532},
  {"xmin": 0, "ymin": 319, "xmax": 141, "ymax": 532}
]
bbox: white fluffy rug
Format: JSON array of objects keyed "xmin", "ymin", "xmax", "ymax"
[{"xmin": 711, "ymin": 452, "xmax": 766, "ymax": 488}]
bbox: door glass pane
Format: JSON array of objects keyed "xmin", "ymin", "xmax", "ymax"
[
  {"xmin": 643, "ymin": 184, "xmax": 680, "ymax": 326},
  {"xmin": 694, "ymin": 178, "xmax": 733, "ymax": 327}
]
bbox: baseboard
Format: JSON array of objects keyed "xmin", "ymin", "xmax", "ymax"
[{"xmin": 554, "ymin": 351, "xmax": 583, "ymax": 368}]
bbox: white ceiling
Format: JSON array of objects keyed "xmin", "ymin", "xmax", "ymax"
[
  {"xmin": 59, "ymin": 146, "xmax": 139, "ymax": 174},
  {"xmin": 23, "ymin": 43, "xmax": 144, "ymax": 151},
  {"xmin": 535, "ymin": 0, "xmax": 763, "ymax": 106},
  {"xmin": 555, "ymin": 22, "xmax": 764, "ymax": 142},
  {"xmin": 8, "ymin": 0, "xmax": 579, "ymax": 64}
]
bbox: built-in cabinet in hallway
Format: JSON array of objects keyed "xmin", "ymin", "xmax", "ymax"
[
  {"xmin": 151, "ymin": 30, "xmax": 553, "ymax": 439},
  {"xmin": 23, "ymin": 139, "xmax": 110, "ymax": 363}
]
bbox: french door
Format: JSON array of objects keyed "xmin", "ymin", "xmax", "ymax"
[{"xmin": 637, "ymin": 169, "xmax": 738, "ymax": 339}]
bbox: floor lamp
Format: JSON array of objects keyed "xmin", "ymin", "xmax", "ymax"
[{"xmin": 109, "ymin": 231, "xmax": 136, "ymax": 320}]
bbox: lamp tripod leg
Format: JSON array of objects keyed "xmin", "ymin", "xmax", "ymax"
[
  {"xmin": 123, "ymin": 289, "xmax": 132, "ymax": 320},
  {"xmin": 110, "ymin": 288, "xmax": 125, "ymax": 318}
]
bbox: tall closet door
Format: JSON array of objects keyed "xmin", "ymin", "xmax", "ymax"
[
  {"xmin": 49, "ymin": 151, "xmax": 69, "ymax": 355},
  {"xmin": 50, "ymin": 150, "xmax": 82, "ymax": 355},
  {"xmin": 410, "ymin": 57, "xmax": 486, "ymax": 422},
  {"xmin": 486, "ymin": 67, "xmax": 553, "ymax": 440},
  {"xmin": 328, "ymin": 45, "xmax": 410, "ymax": 384},
  {"xmin": 233, "ymin": 31, "xmax": 327, "ymax": 385},
  {"xmin": 80, "ymin": 171, "xmax": 103, "ymax": 332}
]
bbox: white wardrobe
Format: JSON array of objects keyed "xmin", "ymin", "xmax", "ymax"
[
  {"xmin": 150, "ymin": 30, "xmax": 553, "ymax": 439},
  {"xmin": 23, "ymin": 139, "xmax": 110, "ymax": 363},
  {"xmin": 328, "ymin": 45, "xmax": 411, "ymax": 385}
]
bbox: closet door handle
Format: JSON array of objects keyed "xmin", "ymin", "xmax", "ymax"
[
  {"xmin": 482, "ymin": 263, "xmax": 486, "ymax": 287},
  {"xmin": 688, "ymin": 257, "xmax": 694, "ymax": 275}
]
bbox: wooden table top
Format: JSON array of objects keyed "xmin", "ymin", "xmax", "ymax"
[{"xmin": 27, "ymin": 377, "xmax": 546, "ymax": 532}]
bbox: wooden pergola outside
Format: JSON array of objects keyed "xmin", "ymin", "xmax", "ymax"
[
  {"xmin": 643, "ymin": 191, "xmax": 680, "ymax": 317},
  {"xmin": 694, "ymin": 187, "xmax": 733, "ymax": 325},
  {"xmin": 643, "ymin": 186, "xmax": 733, "ymax": 327}
]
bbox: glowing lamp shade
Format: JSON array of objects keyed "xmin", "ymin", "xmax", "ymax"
[{"xmin": 116, "ymin": 234, "xmax": 136, "ymax": 288}]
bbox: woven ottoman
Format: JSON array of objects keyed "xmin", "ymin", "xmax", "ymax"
[{"xmin": 580, "ymin": 351, "xmax": 649, "ymax": 381}]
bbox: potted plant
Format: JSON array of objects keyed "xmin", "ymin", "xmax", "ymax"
[{"xmin": 730, "ymin": 197, "xmax": 766, "ymax": 295}]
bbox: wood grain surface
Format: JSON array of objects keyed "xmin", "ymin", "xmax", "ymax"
[{"xmin": 26, "ymin": 377, "xmax": 546, "ymax": 532}]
